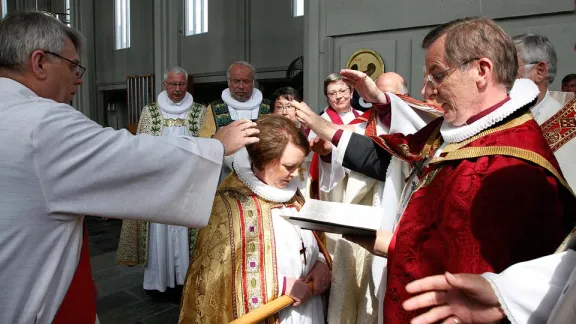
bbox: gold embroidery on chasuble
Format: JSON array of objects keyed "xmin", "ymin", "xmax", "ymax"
[
  {"xmin": 541, "ymin": 97, "xmax": 576, "ymax": 152},
  {"xmin": 180, "ymin": 174, "xmax": 307, "ymax": 324}
]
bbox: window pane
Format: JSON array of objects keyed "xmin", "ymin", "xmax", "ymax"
[
  {"xmin": 114, "ymin": 0, "xmax": 130, "ymax": 49},
  {"xmin": 65, "ymin": 0, "xmax": 70, "ymax": 26},
  {"xmin": 1, "ymin": 0, "xmax": 8, "ymax": 18},
  {"xmin": 185, "ymin": 0, "xmax": 208, "ymax": 36},
  {"xmin": 293, "ymin": 0, "xmax": 304, "ymax": 17}
]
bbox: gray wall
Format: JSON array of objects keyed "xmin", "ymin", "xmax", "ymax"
[
  {"xmin": 180, "ymin": 0, "xmax": 304, "ymax": 83},
  {"xmin": 91, "ymin": 0, "xmax": 304, "ymax": 86},
  {"xmin": 93, "ymin": 0, "xmax": 155, "ymax": 86},
  {"xmin": 305, "ymin": 0, "xmax": 576, "ymax": 111}
]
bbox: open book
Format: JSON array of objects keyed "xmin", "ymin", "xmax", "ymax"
[{"xmin": 282, "ymin": 199, "xmax": 382, "ymax": 236}]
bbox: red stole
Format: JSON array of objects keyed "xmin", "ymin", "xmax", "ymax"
[
  {"xmin": 52, "ymin": 221, "xmax": 96, "ymax": 324},
  {"xmin": 349, "ymin": 109, "xmax": 378, "ymax": 137},
  {"xmin": 308, "ymin": 107, "xmax": 359, "ymax": 199}
]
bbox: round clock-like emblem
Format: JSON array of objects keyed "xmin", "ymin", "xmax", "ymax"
[{"xmin": 346, "ymin": 49, "xmax": 385, "ymax": 80}]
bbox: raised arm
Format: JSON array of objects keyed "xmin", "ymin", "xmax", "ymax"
[{"xmin": 33, "ymin": 104, "xmax": 256, "ymax": 226}]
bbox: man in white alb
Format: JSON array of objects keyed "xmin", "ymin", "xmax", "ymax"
[
  {"xmin": 0, "ymin": 11, "xmax": 258, "ymax": 324},
  {"xmin": 513, "ymin": 33, "xmax": 576, "ymax": 188},
  {"xmin": 116, "ymin": 66, "xmax": 209, "ymax": 293},
  {"xmin": 199, "ymin": 61, "xmax": 272, "ymax": 180}
]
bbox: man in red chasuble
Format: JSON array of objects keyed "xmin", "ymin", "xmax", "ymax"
[{"xmin": 294, "ymin": 17, "xmax": 575, "ymax": 323}]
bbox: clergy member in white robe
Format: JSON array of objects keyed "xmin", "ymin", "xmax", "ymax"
[
  {"xmin": 0, "ymin": 12, "xmax": 258, "ymax": 324},
  {"xmin": 180, "ymin": 115, "xmax": 332, "ymax": 323},
  {"xmin": 198, "ymin": 61, "xmax": 272, "ymax": 182},
  {"xmin": 116, "ymin": 66, "xmax": 210, "ymax": 293},
  {"xmin": 308, "ymin": 73, "xmax": 361, "ymax": 204},
  {"xmin": 513, "ymin": 33, "xmax": 576, "ymax": 188}
]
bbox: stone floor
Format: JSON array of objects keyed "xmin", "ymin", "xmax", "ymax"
[{"xmin": 88, "ymin": 218, "xmax": 181, "ymax": 324}]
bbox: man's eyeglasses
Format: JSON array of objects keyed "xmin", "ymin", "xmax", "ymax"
[
  {"xmin": 164, "ymin": 82, "xmax": 188, "ymax": 89},
  {"xmin": 229, "ymin": 78, "xmax": 253, "ymax": 86},
  {"xmin": 327, "ymin": 88, "xmax": 350, "ymax": 99},
  {"xmin": 44, "ymin": 51, "xmax": 86, "ymax": 78},
  {"xmin": 425, "ymin": 57, "xmax": 480, "ymax": 87}
]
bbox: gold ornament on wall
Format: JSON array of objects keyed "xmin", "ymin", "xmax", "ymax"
[{"xmin": 345, "ymin": 49, "xmax": 385, "ymax": 80}]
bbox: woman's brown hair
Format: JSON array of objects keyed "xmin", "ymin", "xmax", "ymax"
[{"xmin": 246, "ymin": 115, "xmax": 310, "ymax": 171}]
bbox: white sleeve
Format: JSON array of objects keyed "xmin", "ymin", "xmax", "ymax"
[
  {"xmin": 33, "ymin": 105, "xmax": 224, "ymax": 228},
  {"xmin": 482, "ymin": 250, "xmax": 576, "ymax": 324}
]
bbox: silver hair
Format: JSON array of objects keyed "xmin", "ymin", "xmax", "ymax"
[
  {"xmin": 512, "ymin": 33, "xmax": 558, "ymax": 84},
  {"xmin": 0, "ymin": 11, "xmax": 84, "ymax": 72},
  {"xmin": 163, "ymin": 66, "xmax": 188, "ymax": 81},
  {"xmin": 226, "ymin": 61, "xmax": 256, "ymax": 80},
  {"xmin": 398, "ymin": 80, "xmax": 409, "ymax": 95}
]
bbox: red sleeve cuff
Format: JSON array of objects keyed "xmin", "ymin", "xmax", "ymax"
[
  {"xmin": 320, "ymin": 152, "xmax": 332, "ymax": 163},
  {"xmin": 282, "ymin": 276, "xmax": 287, "ymax": 295},
  {"xmin": 331, "ymin": 129, "xmax": 344, "ymax": 146}
]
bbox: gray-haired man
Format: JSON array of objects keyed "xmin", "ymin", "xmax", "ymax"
[
  {"xmin": 513, "ymin": 33, "xmax": 576, "ymax": 189},
  {"xmin": 116, "ymin": 66, "xmax": 209, "ymax": 293},
  {"xmin": 0, "ymin": 11, "xmax": 258, "ymax": 324},
  {"xmin": 199, "ymin": 61, "xmax": 272, "ymax": 180}
]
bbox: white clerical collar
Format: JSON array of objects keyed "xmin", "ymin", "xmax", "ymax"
[
  {"xmin": 233, "ymin": 148, "xmax": 298, "ymax": 203},
  {"xmin": 157, "ymin": 91, "xmax": 194, "ymax": 115},
  {"xmin": 440, "ymin": 78, "xmax": 539, "ymax": 143},
  {"xmin": 221, "ymin": 88, "xmax": 263, "ymax": 111}
]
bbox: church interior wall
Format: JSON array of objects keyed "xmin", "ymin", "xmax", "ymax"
[
  {"xmin": 179, "ymin": 0, "xmax": 305, "ymax": 102},
  {"xmin": 93, "ymin": 0, "xmax": 155, "ymax": 87},
  {"xmin": 305, "ymin": 0, "xmax": 576, "ymax": 111}
]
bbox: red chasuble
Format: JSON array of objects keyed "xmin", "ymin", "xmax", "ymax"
[
  {"xmin": 308, "ymin": 107, "xmax": 359, "ymax": 199},
  {"xmin": 369, "ymin": 112, "xmax": 575, "ymax": 323},
  {"xmin": 52, "ymin": 222, "xmax": 97, "ymax": 324}
]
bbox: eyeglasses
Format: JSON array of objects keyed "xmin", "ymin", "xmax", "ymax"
[
  {"xmin": 327, "ymin": 88, "xmax": 350, "ymax": 99},
  {"xmin": 274, "ymin": 104, "xmax": 295, "ymax": 112},
  {"xmin": 425, "ymin": 58, "xmax": 480, "ymax": 87},
  {"xmin": 164, "ymin": 82, "xmax": 188, "ymax": 89},
  {"xmin": 229, "ymin": 78, "xmax": 253, "ymax": 86},
  {"xmin": 44, "ymin": 51, "xmax": 86, "ymax": 78},
  {"xmin": 519, "ymin": 61, "xmax": 541, "ymax": 67}
]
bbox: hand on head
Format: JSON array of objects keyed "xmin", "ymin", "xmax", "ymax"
[
  {"xmin": 212, "ymin": 119, "xmax": 259, "ymax": 156},
  {"xmin": 339, "ymin": 69, "xmax": 389, "ymax": 104},
  {"xmin": 403, "ymin": 272, "xmax": 505, "ymax": 324}
]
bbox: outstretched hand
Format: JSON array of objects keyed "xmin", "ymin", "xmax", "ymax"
[
  {"xmin": 340, "ymin": 69, "xmax": 388, "ymax": 104},
  {"xmin": 212, "ymin": 119, "xmax": 259, "ymax": 156},
  {"xmin": 291, "ymin": 101, "xmax": 338, "ymax": 142},
  {"xmin": 403, "ymin": 272, "xmax": 505, "ymax": 324}
]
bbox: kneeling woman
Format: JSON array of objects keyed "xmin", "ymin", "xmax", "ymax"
[{"xmin": 179, "ymin": 115, "xmax": 332, "ymax": 323}]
